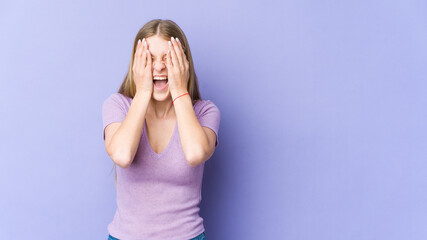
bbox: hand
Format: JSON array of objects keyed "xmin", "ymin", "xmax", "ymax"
[
  {"xmin": 166, "ymin": 36, "xmax": 189, "ymax": 95},
  {"xmin": 133, "ymin": 38, "xmax": 153, "ymax": 94}
]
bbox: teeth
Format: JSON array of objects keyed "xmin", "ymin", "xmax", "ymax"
[{"xmin": 153, "ymin": 77, "xmax": 168, "ymax": 80}]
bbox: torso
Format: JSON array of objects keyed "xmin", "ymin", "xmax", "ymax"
[
  {"xmin": 143, "ymin": 100, "xmax": 200, "ymax": 154},
  {"xmin": 145, "ymin": 115, "xmax": 177, "ymax": 154}
]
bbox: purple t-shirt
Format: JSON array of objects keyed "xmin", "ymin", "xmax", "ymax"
[{"xmin": 102, "ymin": 93, "xmax": 220, "ymax": 240}]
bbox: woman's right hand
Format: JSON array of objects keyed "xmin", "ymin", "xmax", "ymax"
[{"xmin": 133, "ymin": 38, "xmax": 153, "ymax": 94}]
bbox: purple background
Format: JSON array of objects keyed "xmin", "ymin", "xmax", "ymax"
[{"xmin": 1, "ymin": 0, "xmax": 426, "ymax": 239}]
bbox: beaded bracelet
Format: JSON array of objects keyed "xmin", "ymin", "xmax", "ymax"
[{"xmin": 172, "ymin": 92, "xmax": 189, "ymax": 105}]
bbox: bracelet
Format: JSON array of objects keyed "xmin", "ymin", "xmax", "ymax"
[{"xmin": 172, "ymin": 92, "xmax": 189, "ymax": 105}]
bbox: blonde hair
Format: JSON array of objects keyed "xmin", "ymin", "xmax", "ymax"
[{"xmin": 111, "ymin": 19, "xmax": 203, "ymax": 188}]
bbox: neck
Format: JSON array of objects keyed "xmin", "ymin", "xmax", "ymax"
[{"xmin": 147, "ymin": 98, "xmax": 175, "ymax": 119}]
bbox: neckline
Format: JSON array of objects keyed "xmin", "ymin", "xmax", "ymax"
[{"xmin": 144, "ymin": 120, "xmax": 177, "ymax": 158}]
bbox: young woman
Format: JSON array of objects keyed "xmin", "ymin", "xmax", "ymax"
[{"xmin": 102, "ymin": 19, "xmax": 220, "ymax": 240}]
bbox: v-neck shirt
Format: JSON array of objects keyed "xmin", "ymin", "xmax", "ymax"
[
  {"xmin": 144, "ymin": 119, "xmax": 177, "ymax": 159},
  {"xmin": 101, "ymin": 92, "xmax": 220, "ymax": 240}
]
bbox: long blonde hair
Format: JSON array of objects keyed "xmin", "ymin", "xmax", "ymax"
[{"xmin": 111, "ymin": 19, "xmax": 203, "ymax": 188}]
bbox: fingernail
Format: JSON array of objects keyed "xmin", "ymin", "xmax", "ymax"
[
  {"xmin": 176, "ymin": 38, "xmax": 180, "ymax": 42},
  {"xmin": 138, "ymin": 39, "xmax": 141, "ymax": 44},
  {"xmin": 168, "ymin": 41, "xmax": 171, "ymax": 46},
  {"xmin": 171, "ymin": 36, "xmax": 174, "ymax": 41},
  {"xmin": 144, "ymin": 40, "xmax": 146, "ymax": 46}
]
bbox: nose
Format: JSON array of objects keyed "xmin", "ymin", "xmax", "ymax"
[{"xmin": 153, "ymin": 59, "xmax": 166, "ymax": 72}]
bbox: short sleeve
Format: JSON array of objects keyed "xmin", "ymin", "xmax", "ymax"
[
  {"xmin": 196, "ymin": 100, "xmax": 221, "ymax": 148},
  {"xmin": 102, "ymin": 93, "xmax": 127, "ymax": 140}
]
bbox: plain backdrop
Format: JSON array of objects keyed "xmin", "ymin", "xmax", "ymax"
[{"xmin": 0, "ymin": 0, "xmax": 426, "ymax": 239}]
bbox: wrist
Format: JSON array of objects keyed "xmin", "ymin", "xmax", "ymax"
[
  {"xmin": 170, "ymin": 88, "xmax": 188, "ymax": 99},
  {"xmin": 134, "ymin": 90, "xmax": 152, "ymax": 100}
]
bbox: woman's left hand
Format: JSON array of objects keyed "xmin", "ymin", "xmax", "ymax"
[{"xmin": 166, "ymin": 37, "xmax": 189, "ymax": 94}]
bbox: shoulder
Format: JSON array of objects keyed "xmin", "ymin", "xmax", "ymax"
[
  {"xmin": 105, "ymin": 92, "xmax": 131, "ymax": 102},
  {"xmin": 193, "ymin": 99, "xmax": 219, "ymax": 109},
  {"xmin": 103, "ymin": 93, "xmax": 132, "ymax": 108},
  {"xmin": 193, "ymin": 99, "xmax": 220, "ymax": 117}
]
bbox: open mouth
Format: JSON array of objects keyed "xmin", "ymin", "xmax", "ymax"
[{"xmin": 153, "ymin": 78, "xmax": 168, "ymax": 90}]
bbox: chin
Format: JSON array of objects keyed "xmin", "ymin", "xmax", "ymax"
[{"xmin": 152, "ymin": 89, "xmax": 171, "ymax": 101}]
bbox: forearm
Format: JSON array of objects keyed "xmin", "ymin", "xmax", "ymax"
[
  {"xmin": 110, "ymin": 91, "xmax": 151, "ymax": 167},
  {"xmin": 171, "ymin": 89, "xmax": 210, "ymax": 166}
]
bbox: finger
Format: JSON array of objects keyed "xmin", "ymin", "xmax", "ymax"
[
  {"xmin": 169, "ymin": 40, "xmax": 178, "ymax": 69},
  {"xmin": 171, "ymin": 37, "xmax": 184, "ymax": 69},
  {"xmin": 175, "ymin": 37, "xmax": 189, "ymax": 69},
  {"xmin": 141, "ymin": 38, "xmax": 147, "ymax": 67},
  {"xmin": 137, "ymin": 38, "xmax": 144, "ymax": 58},
  {"xmin": 136, "ymin": 38, "xmax": 144, "ymax": 65},
  {"xmin": 145, "ymin": 48, "xmax": 152, "ymax": 71},
  {"xmin": 175, "ymin": 37, "xmax": 186, "ymax": 59},
  {"xmin": 166, "ymin": 48, "xmax": 172, "ymax": 68},
  {"xmin": 134, "ymin": 39, "xmax": 141, "ymax": 71}
]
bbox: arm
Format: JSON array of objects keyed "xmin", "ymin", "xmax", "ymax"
[
  {"xmin": 105, "ymin": 38, "xmax": 154, "ymax": 168},
  {"xmin": 105, "ymin": 91, "xmax": 151, "ymax": 168},
  {"xmin": 166, "ymin": 37, "xmax": 215, "ymax": 166},
  {"xmin": 171, "ymin": 89, "xmax": 213, "ymax": 167}
]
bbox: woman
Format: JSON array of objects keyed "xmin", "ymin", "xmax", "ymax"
[{"xmin": 102, "ymin": 19, "xmax": 220, "ymax": 240}]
